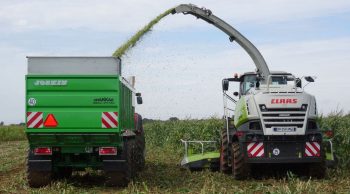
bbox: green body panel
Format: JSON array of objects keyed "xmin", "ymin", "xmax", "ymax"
[
  {"xmin": 186, "ymin": 151, "xmax": 220, "ymax": 163},
  {"xmin": 234, "ymin": 97, "xmax": 249, "ymax": 128},
  {"xmin": 25, "ymin": 75, "xmax": 135, "ymax": 155}
]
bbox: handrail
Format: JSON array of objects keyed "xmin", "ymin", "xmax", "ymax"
[{"xmin": 180, "ymin": 139, "xmax": 217, "ymax": 157}]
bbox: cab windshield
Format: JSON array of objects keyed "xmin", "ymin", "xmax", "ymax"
[
  {"xmin": 240, "ymin": 74, "xmax": 295, "ymax": 94},
  {"xmin": 270, "ymin": 75, "xmax": 295, "ymax": 86}
]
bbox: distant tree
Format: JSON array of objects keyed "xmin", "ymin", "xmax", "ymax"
[
  {"xmin": 19, "ymin": 122, "xmax": 25, "ymax": 126},
  {"xmin": 0, "ymin": 121, "xmax": 4, "ymax": 126},
  {"xmin": 142, "ymin": 118, "xmax": 153, "ymax": 124},
  {"xmin": 169, "ymin": 117, "xmax": 179, "ymax": 121}
]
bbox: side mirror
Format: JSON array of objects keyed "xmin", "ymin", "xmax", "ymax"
[
  {"xmin": 137, "ymin": 96, "xmax": 143, "ymax": 104},
  {"xmin": 222, "ymin": 79, "xmax": 229, "ymax": 91},
  {"xmin": 296, "ymin": 78, "xmax": 302, "ymax": 88},
  {"xmin": 233, "ymin": 92, "xmax": 239, "ymax": 96},
  {"xmin": 305, "ymin": 76, "xmax": 314, "ymax": 82},
  {"xmin": 255, "ymin": 81, "xmax": 260, "ymax": 88}
]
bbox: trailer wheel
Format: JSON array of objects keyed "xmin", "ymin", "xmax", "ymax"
[
  {"xmin": 53, "ymin": 167, "xmax": 72, "ymax": 180},
  {"xmin": 106, "ymin": 138, "xmax": 135, "ymax": 187},
  {"xmin": 27, "ymin": 151, "xmax": 52, "ymax": 188},
  {"xmin": 308, "ymin": 148, "xmax": 326, "ymax": 179},
  {"xmin": 231, "ymin": 142, "xmax": 250, "ymax": 180},
  {"xmin": 220, "ymin": 128, "xmax": 230, "ymax": 174}
]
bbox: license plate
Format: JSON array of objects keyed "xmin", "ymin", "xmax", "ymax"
[{"xmin": 273, "ymin": 127, "xmax": 296, "ymax": 132}]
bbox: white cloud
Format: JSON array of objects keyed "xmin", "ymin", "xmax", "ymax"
[{"xmin": 0, "ymin": 0, "xmax": 349, "ymax": 32}]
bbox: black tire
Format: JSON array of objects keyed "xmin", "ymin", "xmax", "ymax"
[
  {"xmin": 232, "ymin": 142, "xmax": 250, "ymax": 180},
  {"xmin": 308, "ymin": 147, "xmax": 326, "ymax": 179},
  {"xmin": 106, "ymin": 138, "xmax": 135, "ymax": 187},
  {"xmin": 27, "ymin": 151, "xmax": 52, "ymax": 188},
  {"xmin": 135, "ymin": 114, "xmax": 145, "ymax": 171},
  {"xmin": 220, "ymin": 128, "xmax": 231, "ymax": 174},
  {"xmin": 135, "ymin": 131, "xmax": 145, "ymax": 171},
  {"xmin": 53, "ymin": 167, "xmax": 72, "ymax": 180}
]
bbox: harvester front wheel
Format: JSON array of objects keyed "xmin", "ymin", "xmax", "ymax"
[
  {"xmin": 232, "ymin": 142, "xmax": 250, "ymax": 180},
  {"xmin": 27, "ymin": 151, "xmax": 52, "ymax": 188},
  {"xmin": 308, "ymin": 148, "xmax": 326, "ymax": 179},
  {"xmin": 106, "ymin": 138, "xmax": 135, "ymax": 187},
  {"xmin": 220, "ymin": 128, "xmax": 231, "ymax": 174}
]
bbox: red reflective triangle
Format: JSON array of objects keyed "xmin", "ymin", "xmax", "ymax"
[{"xmin": 44, "ymin": 114, "xmax": 58, "ymax": 127}]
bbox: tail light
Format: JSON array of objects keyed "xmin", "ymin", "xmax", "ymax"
[
  {"xmin": 324, "ymin": 130, "xmax": 334, "ymax": 138},
  {"xmin": 99, "ymin": 147, "xmax": 117, "ymax": 155},
  {"xmin": 34, "ymin": 147, "xmax": 52, "ymax": 155}
]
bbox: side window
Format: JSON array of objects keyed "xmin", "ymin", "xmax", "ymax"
[{"xmin": 240, "ymin": 75, "xmax": 257, "ymax": 95}]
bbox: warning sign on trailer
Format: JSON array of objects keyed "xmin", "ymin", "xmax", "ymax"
[
  {"xmin": 102, "ymin": 112, "xmax": 118, "ymax": 128},
  {"xmin": 27, "ymin": 112, "xmax": 43, "ymax": 128},
  {"xmin": 44, "ymin": 114, "xmax": 58, "ymax": 127}
]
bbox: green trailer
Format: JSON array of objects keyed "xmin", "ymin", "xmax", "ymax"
[{"xmin": 25, "ymin": 57, "xmax": 145, "ymax": 187}]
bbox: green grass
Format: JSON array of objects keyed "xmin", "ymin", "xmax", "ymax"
[
  {"xmin": 318, "ymin": 113, "xmax": 350, "ymax": 168},
  {"xmin": 0, "ymin": 126, "xmax": 26, "ymax": 141},
  {"xmin": 0, "ymin": 141, "xmax": 349, "ymax": 193}
]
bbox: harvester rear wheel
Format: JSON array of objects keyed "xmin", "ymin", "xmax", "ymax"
[
  {"xmin": 232, "ymin": 142, "xmax": 250, "ymax": 180},
  {"xmin": 135, "ymin": 114, "xmax": 145, "ymax": 171},
  {"xmin": 220, "ymin": 128, "xmax": 231, "ymax": 174},
  {"xmin": 27, "ymin": 151, "xmax": 52, "ymax": 188},
  {"xmin": 135, "ymin": 131, "xmax": 145, "ymax": 171},
  {"xmin": 106, "ymin": 138, "xmax": 135, "ymax": 187}
]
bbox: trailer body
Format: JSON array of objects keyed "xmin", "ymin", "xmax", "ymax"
[{"xmin": 25, "ymin": 57, "xmax": 144, "ymax": 187}]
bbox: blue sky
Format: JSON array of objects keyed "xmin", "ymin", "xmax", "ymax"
[{"xmin": 1, "ymin": 0, "xmax": 350, "ymax": 123}]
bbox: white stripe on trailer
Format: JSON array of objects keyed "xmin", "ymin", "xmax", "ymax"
[
  {"xmin": 27, "ymin": 112, "xmax": 43, "ymax": 128},
  {"xmin": 101, "ymin": 112, "xmax": 118, "ymax": 128},
  {"xmin": 111, "ymin": 112, "xmax": 118, "ymax": 118},
  {"xmin": 102, "ymin": 113, "xmax": 116, "ymax": 128},
  {"xmin": 28, "ymin": 114, "xmax": 43, "ymax": 128},
  {"xmin": 27, "ymin": 112, "xmax": 36, "ymax": 122}
]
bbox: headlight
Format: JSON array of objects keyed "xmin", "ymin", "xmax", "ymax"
[{"xmin": 301, "ymin": 104, "xmax": 308, "ymax": 111}]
